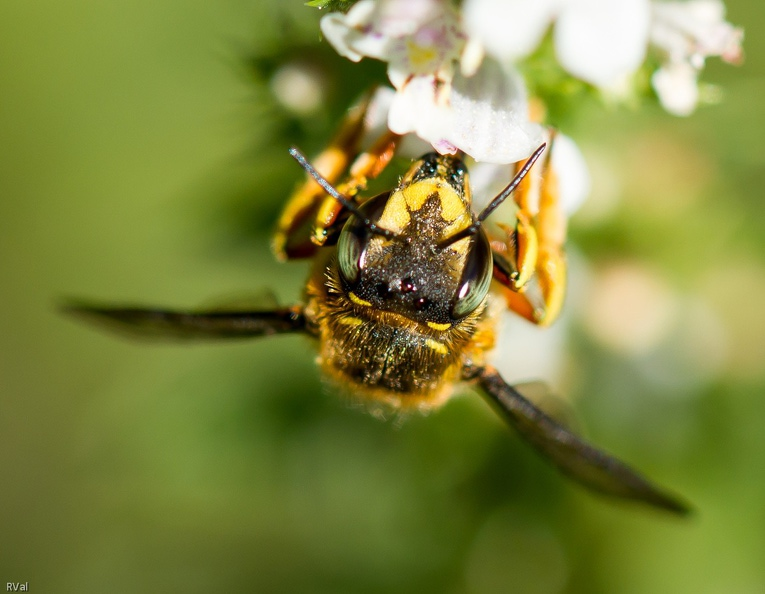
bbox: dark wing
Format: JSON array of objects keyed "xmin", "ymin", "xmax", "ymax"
[
  {"xmin": 62, "ymin": 301, "xmax": 306, "ymax": 341},
  {"xmin": 474, "ymin": 365, "xmax": 691, "ymax": 515}
]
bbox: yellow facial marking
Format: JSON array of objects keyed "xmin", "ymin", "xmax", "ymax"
[
  {"xmin": 403, "ymin": 180, "xmax": 469, "ymax": 223},
  {"xmin": 338, "ymin": 316, "xmax": 363, "ymax": 327},
  {"xmin": 376, "ymin": 191, "xmax": 411, "ymax": 231},
  {"xmin": 349, "ymin": 292, "xmax": 372, "ymax": 307},
  {"xmin": 403, "ymin": 181, "xmax": 434, "ymax": 211},
  {"xmin": 425, "ymin": 338, "xmax": 449, "ymax": 355},
  {"xmin": 436, "ymin": 185, "xmax": 469, "ymax": 223},
  {"xmin": 427, "ymin": 321, "xmax": 451, "ymax": 331},
  {"xmin": 376, "ymin": 176, "xmax": 474, "ymax": 237}
]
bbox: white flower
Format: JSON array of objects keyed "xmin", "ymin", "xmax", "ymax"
[
  {"xmin": 320, "ymin": 0, "xmax": 463, "ymax": 85},
  {"xmin": 449, "ymin": 60, "xmax": 545, "ymax": 164},
  {"xmin": 555, "ymin": 0, "xmax": 651, "ymax": 88},
  {"xmin": 651, "ymin": 61, "xmax": 700, "ymax": 116},
  {"xmin": 464, "ymin": 0, "xmax": 651, "ymax": 88},
  {"xmin": 651, "ymin": 0, "xmax": 743, "ymax": 66},
  {"xmin": 364, "ymin": 86, "xmax": 590, "ymax": 214},
  {"xmin": 463, "ymin": 0, "xmax": 742, "ymax": 113},
  {"xmin": 320, "ymin": 0, "xmax": 742, "ymax": 157},
  {"xmin": 320, "ymin": 0, "xmax": 543, "ymax": 163},
  {"xmin": 386, "ymin": 58, "xmax": 544, "ymax": 164},
  {"xmin": 650, "ymin": 0, "xmax": 743, "ymax": 115}
]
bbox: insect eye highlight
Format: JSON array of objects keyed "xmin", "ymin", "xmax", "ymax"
[
  {"xmin": 337, "ymin": 224, "xmax": 364, "ymax": 285},
  {"xmin": 451, "ymin": 229, "xmax": 493, "ymax": 319},
  {"xmin": 335, "ymin": 191, "xmax": 391, "ymax": 287}
]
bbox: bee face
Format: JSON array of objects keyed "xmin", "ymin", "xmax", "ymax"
[{"xmin": 335, "ymin": 153, "xmax": 493, "ymax": 328}]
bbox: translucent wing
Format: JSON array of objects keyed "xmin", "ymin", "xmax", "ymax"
[
  {"xmin": 196, "ymin": 289, "xmax": 280, "ymax": 312},
  {"xmin": 512, "ymin": 381, "xmax": 578, "ymax": 428},
  {"xmin": 63, "ymin": 301, "xmax": 306, "ymax": 341},
  {"xmin": 475, "ymin": 366, "xmax": 691, "ymax": 514}
]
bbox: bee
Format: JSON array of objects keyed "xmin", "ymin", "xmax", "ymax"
[{"xmin": 67, "ymin": 96, "xmax": 689, "ymax": 514}]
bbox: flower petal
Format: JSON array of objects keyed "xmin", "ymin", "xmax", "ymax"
[
  {"xmin": 651, "ymin": 61, "xmax": 700, "ymax": 116},
  {"xmin": 387, "ymin": 76, "xmax": 453, "ymax": 145},
  {"xmin": 651, "ymin": 0, "xmax": 743, "ymax": 65},
  {"xmin": 555, "ymin": 0, "xmax": 651, "ymax": 87},
  {"xmin": 384, "ymin": 6, "xmax": 464, "ymax": 83},
  {"xmin": 373, "ymin": 0, "xmax": 444, "ymax": 38},
  {"xmin": 320, "ymin": 0, "xmax": 388, "ymax": 62},
  {"xmin": 362, "ymin": 86, "xmax": 435, "ymax": 157},
  {"xmin": 551, "ymin": 132, "xmax": 591, "ymax": 215},
  {"xmin": 463, "ymin": 0, "xmax": 558, "ymax": 61},
  {"xmin": 362, "ymin": 86, "xmax": 397, "ymax": 143},
  {"xmin": 449, "ymin": 58, "xmax": 544, "ymax": 163}
]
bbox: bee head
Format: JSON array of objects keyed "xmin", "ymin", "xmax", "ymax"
[
  {"xmin": 288, "ymin": 144, "xmax": 546, "ymax": 328},
  {"xmin": 335, "ymin": 189, "xmax": 493, "ymax": 326}
]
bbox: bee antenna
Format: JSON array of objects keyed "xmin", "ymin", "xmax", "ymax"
[
  {"xmin": 436, "ymin": 143, "xmax": 546, "ymax": 250},
  {"xmin": 436, "ymin": 221, "xmax": 480, "ymax": 249},
  {"xmin": 289, "ymin": 147, "xmax": 396, "ymax": 239},
  {"xmin": 477, "ymin": 143, "xmax": 546, "ymax": 222}
]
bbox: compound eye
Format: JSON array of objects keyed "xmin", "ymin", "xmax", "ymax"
[
  {"xmin": 451, "ymin": 229, "xmax": 493, "ymax": 319},
  {"xmin": 335, "ymin": 191, "xmax": 391, "ymax": 286},
  {"xmin": 337, "ymin": 224, "xmax": 364, "ymax": 285}
]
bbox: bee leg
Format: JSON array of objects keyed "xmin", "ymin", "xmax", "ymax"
[
  {"xmin": 492, "ymin": 132, "xmax": 566, "ymax": 327},
  {"xmin": 274, "ymin": 91, "xmax": 401, "ymax": 260},
  {"xmin": 63, "ymin": 301, "xmax": 308, "ymax": 340},
  {"xmin": 464, "ymin": 364, "xmax": 691, "ymax": 515},
  {"xmin": 274, "ymin": 92, "xmax": 373, "ymax": 261},
  {"xmin": 309, "ymin": 129, "xmax": 400, "ymax": 248}
]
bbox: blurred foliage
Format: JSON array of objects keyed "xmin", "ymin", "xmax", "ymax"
[
  {"xmin": 519, "ymin": 33, "xmax": 604, "ymax": 130},
  {"xmin": 1, "ymin": 1, "xmax": 764, "ymax": 593}
]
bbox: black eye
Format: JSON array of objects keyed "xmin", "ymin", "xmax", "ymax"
[
  {"xmin": 337, "ymin": 224, "xmax": 363, "ymax": 284},
  {"xmin": 451, "ymin": 229, "xmax": 493, "ymax": 319},
  {"xmin": 335, "ymin": 191, "xmax": 391, "ymax": 287}
]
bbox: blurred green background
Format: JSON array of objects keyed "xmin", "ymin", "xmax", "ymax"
[{"xmin": 1, "ymin": 1, "xmax": 764, "ymax": 592}]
